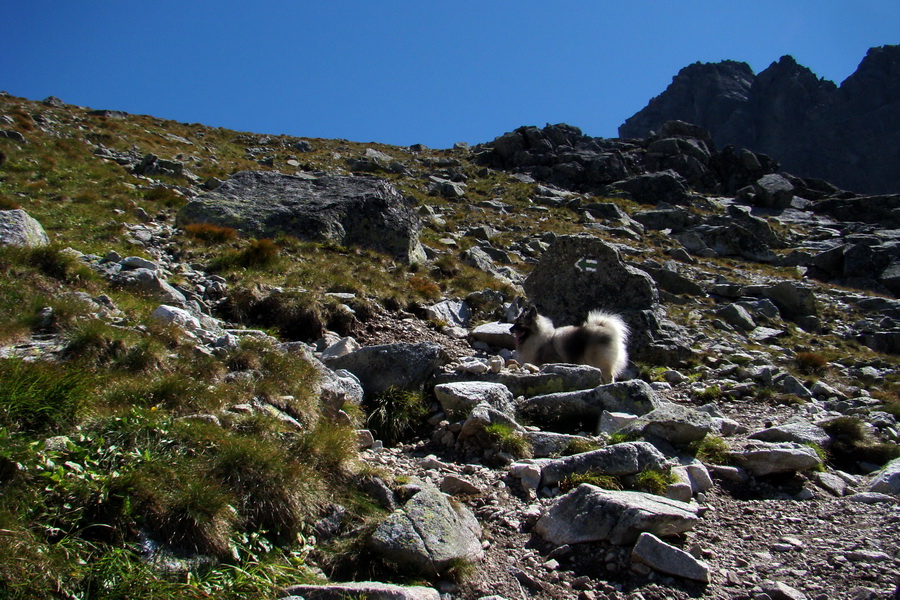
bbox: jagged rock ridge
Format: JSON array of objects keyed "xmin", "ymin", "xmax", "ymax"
[{"xmin": 619, "ymin": 45, "xmax": 900, "ymax": 195}]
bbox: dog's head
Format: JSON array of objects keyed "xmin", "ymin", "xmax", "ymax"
[{"xmin": 510, "ymin": 305, "xmax": 539, "ymax": 348}]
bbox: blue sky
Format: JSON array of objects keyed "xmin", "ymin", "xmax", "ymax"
[{"xmin": 3, "ymin": 1, "xmax": 898, "ymax": 148}]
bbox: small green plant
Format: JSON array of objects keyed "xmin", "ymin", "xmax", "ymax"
[
  {"xmin": 444, "ymin": 557, "xmax": 477, "ymax": 582},
  {"xmin": 561, "ymin": 438, "xmax": 601, "ymax": 456},
  {"xmin": 696, "ymin": 385, "xmax": 722, "ymax": 403},
  {"xmin": 607, "ymin": 430, "xmax": 642, "ymax": 445},
  {"xmin": 483, "ymin": 422, "xmax": 532, "ymax": 459},
  {"xmin": 688, "ymin": 435, "xmax": 731, "ymax": 465},
  {"xmin": 366, "ymin": 387, "xmax": 428, "ymax": 447},
  {"xmin": 560, "ymin": 471, "xmax": 622, "ymax": 493},
  {"xmin": 634, "ymin": 468, "xmax": 676, "ymax": 496}
]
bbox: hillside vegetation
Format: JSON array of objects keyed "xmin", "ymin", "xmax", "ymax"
[{"xmin": 0, "ymin": 92, "xmax": 898, "ymax": 600}]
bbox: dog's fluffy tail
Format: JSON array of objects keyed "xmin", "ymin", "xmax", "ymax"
[{"xmin": 586, "ymin": 310, "xmax": 630, "ymax": 379}]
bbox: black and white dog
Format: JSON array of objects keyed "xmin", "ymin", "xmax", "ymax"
[{"xmin": 510, "ymin": 305, "xmax": 630, "ymax": 383}]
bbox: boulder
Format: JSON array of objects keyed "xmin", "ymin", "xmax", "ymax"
[
  {"xmin": 431, "ymin": 363, "xmax": 606, "ymax": 399},
  {"xmin": 631, "ymin": 532, "xmax": 711, "ymax": 583},
  {"xmin": 176, "ymin": 171, "xmax": 426, "ymax": 263},
  {"xmin": 325, "ymin": 342, "xmax": 449, "ymax": 398},
  {"xmin": 0, "ymin": 209, "xmax": 50, "ymax": 247},
  {"xmin": 619, "ymin": 403, "xmax": 716, "ymax": 444},
  {"xmin": 469, "ymin": 321, "xmax": 515, "ymax": 348},
  {"xmin": 518, "ymin": 380, "xmax": 664, "ymax": 431},
  {"xmin": 731, "ymin": 441, "xmax": 823, "ymax": 476},
  {"xmin": 282, "ymin": 582, "xmax": 440, "ymax": 600},
  {"xmin": 368, "ymin": 488, "xmax": 482, "ymax": 577},
  {"xmin": 752, "ymin": 173, "xmax": 795, "ymax": 209},
  {"xmin": 523, "ymin": 235, "xmax": 658, "ymax": 319},
  {"xmin": 748, "ymin": 421, "xmax": 830, "ymax": 447},
  {"xmin": 536, "ymin": 441, "xmax": 669, "ymax": 487},
  {"xmin": 868, "ymin": 457, "xmax": 900, "ymax": 495},
  {"xmin": 534, "ymin": 484, "xmax": 699, "ymax": 546},
  {"xmin": 433, "ymin": 381, "xmax": 515, "ymax": 419},
  {"xmin": 606, "ymin": 170, "xmax": 693, "ymax": 205}
]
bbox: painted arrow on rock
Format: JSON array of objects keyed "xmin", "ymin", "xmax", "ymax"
[{"xmin": 575, "ymin": 258, "xmax": 599, "ymax": 273}]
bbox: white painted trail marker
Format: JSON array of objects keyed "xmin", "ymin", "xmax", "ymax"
[{"xmin": 575, "ymin": 258, "xmax": 599, "ymax": 273}]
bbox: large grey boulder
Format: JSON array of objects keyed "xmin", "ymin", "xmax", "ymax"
[
  {"xmin": 431, "ymin": 363, "xmax": 606, "ymax": 399},
  {"xmin": 731, "ymin": 441, "xmax": 823, "ymax": 476},
  {"xmin": 283, "ymin": 582, "xmax": 439, "ymax": 600},
  {"xmin": 524, "ymin": 235, "xmax": 658, "ymax": 319},
  {"xmin": 325, "ymin": 342, "xmax": 449, "ymax": 399},
  {"xmin": 537, "ymin": 441, "xmax": 669, "ymax": 487},
  {"xmin": 605, "ymin": 170, "xmax": 693, "ymax": 205},
  {"xmin": 522, "ymin": 235, "xmax": 691, "ymax": 364},
  {"xmin": 534, "ymin": 484, "xmax": 699, "ymax": 546},
  {"xmin": 631, "ymin": 532, "xmax": 711, "ymax": 583},
  {"xmin": 0, "ymin": 209, "xmax": 50, "ymax": 247},
  {"xmin": 368, "ymin": 488, "xmax": 482, "ymax": 577},
  {"xmin": 176, "ymin": 171, "xmax": 425, "ymax": 263},
  {"xmin": 868, "ymin": 457, "xmax": 900, "ymax": 495},
  {"xmin": 518, "ymin": 380, "xmax": 664, "ymax": 431},
  {"xmin": 433, "ymin": 381, "xmax": 515, "ymax": 419},
  {"xmin": 748, "ymin": 421, "xmax": 830, "ymax": 447},
  {"xmin": 619, "ymin": 403, "xmax": 716, "ymax": 444}
]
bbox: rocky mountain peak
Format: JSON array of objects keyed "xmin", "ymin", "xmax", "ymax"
[{"xmin": 619, "ymin": 45, "xmax": 900, "ymax": 195}]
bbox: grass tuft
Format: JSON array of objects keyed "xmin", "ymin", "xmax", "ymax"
[
  {"xmin": 0, "ymin": 359, "xmax": 92, "ymax": 433},
  {"xmin": 365, "ymin": 387, "xmax": 428, "ymax": 447}
]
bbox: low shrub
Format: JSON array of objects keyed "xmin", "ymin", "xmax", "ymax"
[
  {"xmin": 559, "ymin": 471, "xmax": 622, "ymax": 493},
  {"xmin": 183, "ymin": 222, "xmax": 239, "ymax": 243},
  {"xmin": 366, "ymin": 387, "xmax": 428, "ymax": 447}
]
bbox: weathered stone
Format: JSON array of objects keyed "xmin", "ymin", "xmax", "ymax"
[
  {"xmin": 717, "ymin": 303, "xmax": 756, "ymax": 331},
  {"xmin": 731, "ymin": 441, "xmax": 823, "ymax": 476},
  {"xmin": 748, "ymin": 421, "xmax": 830, "ymax": 447},
  {"xmin": 368, "ymin": 488, "xmax": 482, "ymax": 576},
  {"xmin": 176, "ymin": 171, "xmax": 425, "ymax": 263},
  {"xmin": 325, "ymin": 342, "xmax": 449, "ymax": 398},
  {"xmin": 469, "ymin": 322, "xmax": 515, "ymax": 349},
  {"xmin": 0, "ymin": 209, "xmax": 50, "ymax": 247},
  {"xmin": 431, "ymin": 363, "xmax": 606, "ymax": 399},
  {"xmin": 283, "ymin": 581, "xmax": 440, "ymax": 600},
  {"xmin": 537, "ymin": 441, "xmax": 669, "ymax": 487},
  {"xmin": 619, "ymin": 403, "xmax": 715, "ymax": 444},
  {"xmin": 534, "ymin": 484, "xmax": 699, "ymax": 546},
  {"xmin": 433, "ymin": 381, "xmax": 515, "ymax": 419},
  {"xmin": 523, "ymin": 235, "xmax": 659, "ymax": 318},
  {"xmin": 631, "ymin": 532, "xmax": 711, "ymax": 583},
  {"xmin": 518, "ymin": 380, "xmax": 663, "ymax": 432},
  {"xmin": 868, "ymin": 457, "xmax": 900, "ymax": 495},
  {"xmin": 426, "ymin": 300, "xmax": 472, "ymax": 328}
]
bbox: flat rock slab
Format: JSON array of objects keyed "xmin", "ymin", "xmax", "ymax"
[
  {"xmin": 432, "ymin": 363, "xmax": 605, "ymax": 399},
  {"xmin": 619, "ymin": 402, "xmax": 715, "ymax": 444},
  {"xmin": 536, "ymin": 441, "xmax": 669, "ymax": 487},
  {"xmin": 282, "ymin": 581, "xmax": 440, "ymax": 600},
  {"xmin": 369, "ymin": 488, "xmax": 482, "ymax": 577},
  {"xmin": 748, "ymin": 420, "xmax": 830, "ymax": 447},
  {"xmin": 326, "ymin": 342, "xmax": 449, "ymax": 398},
  {"xmin": 731, "ymin": 441, "xmax": 823, "ymax": 476},
  {"xmin": 868, "ymin": 457, "xmax": 900, "ymax": 495},
  {"xmin": 176, "ymin": 171, "xmax": 425, "ymax": 263},
  {"xmin": 631, "ymin": 532, "xmax": 711, "ymax": 583},
  {"xmin": 534, "ymin": 484, "xmax": 699, "ymax": 546},
  {"xmin": 433, "ymin": 381, "xmax": 515, "ymax": 419},
  {"xmin": 518, "ymin": 380, "xmax": 663, "ymax": 431}
]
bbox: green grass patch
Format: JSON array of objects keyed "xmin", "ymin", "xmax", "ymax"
[
  {"xmin": 0, "ymin": 359, "xmax": 94, "ymax": 433},
  {"xmin": 365, "ymin": 387, "xmax": 429, "ymax": 447},
  {"xmin": 483, "ymin": 422, "xmax": 532, "ymax": 459}
]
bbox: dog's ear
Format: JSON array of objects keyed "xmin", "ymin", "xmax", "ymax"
[{"xmin": 525, "ymin": 305, "xmax": 538, "ymax": 320}]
